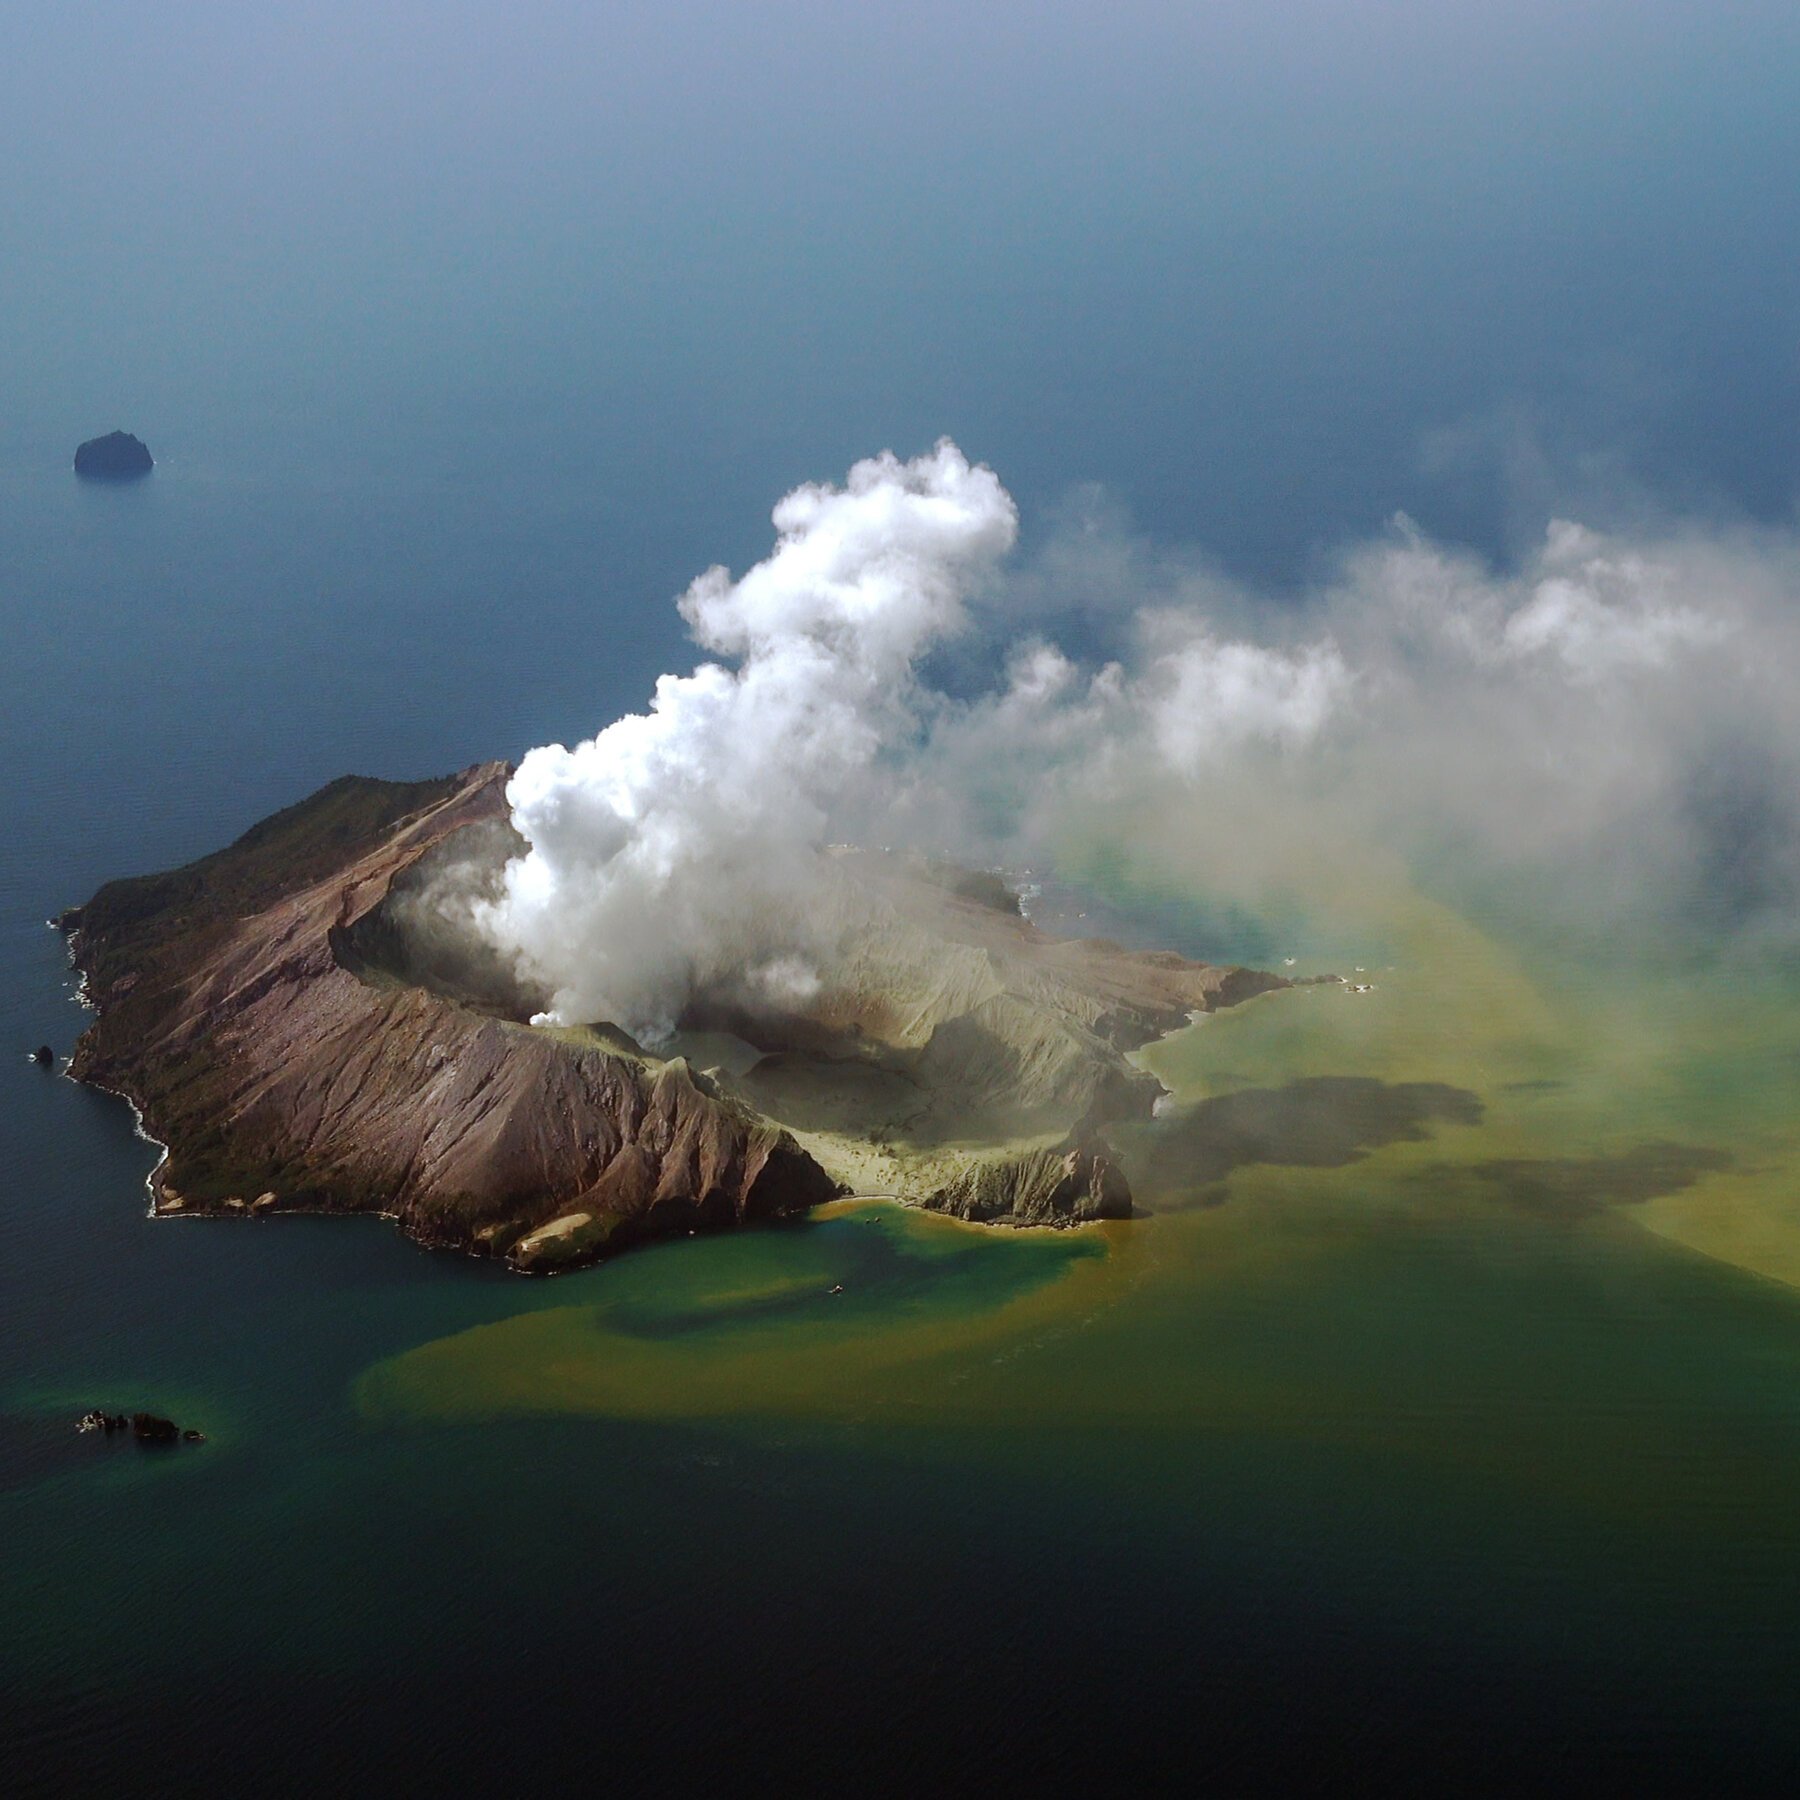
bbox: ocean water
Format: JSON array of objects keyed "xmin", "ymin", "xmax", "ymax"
[
  {"xmin": 6, "ymin": 461, "xmax": 1800, "ymax": 1797},
  {"xmin": 8, "ymin": 7, "xmax": 1800, "ymax": 1781}
]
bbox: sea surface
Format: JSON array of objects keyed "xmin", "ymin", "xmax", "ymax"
[{"xmin": 7, "ymin": 458, "xmax": 1800, "ymax": 1799}]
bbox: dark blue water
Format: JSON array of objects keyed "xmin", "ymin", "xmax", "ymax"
[
  {"xmin": 9, "ymin": 6, "xmax": 1800, "ymax": 591},
  {"xmin": 9, "ymin": 963, "xmax": 1800, "ymax": 1800}
]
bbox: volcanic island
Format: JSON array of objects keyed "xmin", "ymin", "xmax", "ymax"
[{"xmin": 58, "ymin": 764, "xmax": 1290, "ymax": 1272}]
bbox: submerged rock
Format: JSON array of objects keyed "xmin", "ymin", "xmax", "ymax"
[
  {"xmin": 78, "ymin": 1409, "xmax": 203, "ymax": 1445},
  {"xmin": 73, "ymin": 431, "xmax": 154, "ymax": 479},
  {"xmin": 29, "ymin": 1045, "xmax": 52, "ymax": 1067}
]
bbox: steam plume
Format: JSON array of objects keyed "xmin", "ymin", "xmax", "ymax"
[
  {"xmin": 921, "ymin": 506, "xmax": 1796, "ymax": 948},
  {"xmin": 476, "ymin": 441, "xmax": 1800, "ymax": 1039},
  {"xmin": 479, "ymin": 440, "xmax": 1016, "ymax": 1037}
]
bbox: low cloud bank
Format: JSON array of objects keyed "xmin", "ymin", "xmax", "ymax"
[
  {"xmin": 474, "ymin": 441, "xmax": 1800, "ymax": 1036},
  {"xmin": 930, "ymin": 508, "xmax": 1796, "ymax": 927}
]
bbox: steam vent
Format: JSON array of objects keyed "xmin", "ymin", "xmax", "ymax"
[{"xmin": 73, "ymin": 430, "xmax": 154, "ymax": 479}]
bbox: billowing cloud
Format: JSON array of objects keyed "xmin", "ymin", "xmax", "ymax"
[
  {"xmin": 924, "ymin": 504, "xmax": 1793, "ymax": 945},
  {"xmin": 474, "ymin": 441, "xmax": 1800, "ymax": 1039},
  {"xmin": 477, "ymin": 440, "xmax": 1016, "ymax": 1037}
]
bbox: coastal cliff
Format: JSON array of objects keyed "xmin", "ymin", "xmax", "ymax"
[{"xmin": 61, "ymin": 765, "xmax": 839, "ymax": 1269}]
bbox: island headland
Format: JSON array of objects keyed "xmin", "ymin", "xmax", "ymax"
[
  {"xmin": 73, "ymin": 430, "xmax": 154, "ymax": 478},
  {"xmin": 60, "ymin": 764, "xmax": 1289, "ymax": 1272}
]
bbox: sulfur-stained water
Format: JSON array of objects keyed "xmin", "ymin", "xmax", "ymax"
[
  {"xmin": 10, "ymin": 4, "xmax": 1800, "ymax": 1779},
  {"xmin": 358, "ymin": 829, "xmax": 1800, "ymax": 1453},
  {"xmin": 12, "ymin": 826, "xmax": 1797, "ymax": 1792}
]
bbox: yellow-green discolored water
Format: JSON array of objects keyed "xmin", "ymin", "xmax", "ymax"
[
  {"xmin": 358, "ymin": 847, "xmax": 1800, "ymax": 1554},
  {"xmin": 13, "ymin": 838, "xmax": 1800, "ymax": 1790}
]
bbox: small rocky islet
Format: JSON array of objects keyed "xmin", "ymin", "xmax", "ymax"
[
  {"xmin": 76, "ymin": 1410, "xmax": 204, "ymax": 1445},
  {"xmin": 73, "ymin": 430, "xmax": 153, "ymax": 479}
]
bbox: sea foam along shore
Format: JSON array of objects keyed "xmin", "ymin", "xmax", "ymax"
[{"xmin": 58, "ymin": 915, "xmax": 176, "ymax": 1218}]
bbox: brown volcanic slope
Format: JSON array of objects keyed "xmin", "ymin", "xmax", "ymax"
[
  {"xmin": 62, "ymin": 765, "xmax": 839, "ymax": 1270},
  {"xmin": 62, "ymin": 764, "xmax": 1291, "ymax": 1270},
  {"xmin": 694, "ymin": 849, "xmax": 1292, "ymax": 1220}
]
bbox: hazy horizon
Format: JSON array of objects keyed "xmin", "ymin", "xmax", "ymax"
[{"xmin": 6, "ymin": 1, "xmax": 1799, "ymax": 588}]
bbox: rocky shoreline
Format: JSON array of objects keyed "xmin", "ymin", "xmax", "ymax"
[{"xmin": 59, "ymin": 768, "xmax": 842, "ymax": 1273}]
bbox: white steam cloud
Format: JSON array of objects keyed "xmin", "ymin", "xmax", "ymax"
[
  {"xmin": 477, "ymin": 439, "xmax": 1800, "ymax": 1036},
  {"xmin": 920, "ymin": 503, "xmax": 1795, "ymax": 943},
  {"xmin": 480, "ymin": 441, "xmax": 1016, "ymax": 1036}
]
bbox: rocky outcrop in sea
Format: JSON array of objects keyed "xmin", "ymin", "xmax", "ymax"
[{"xmin": 73, "ymin": 431, "xmax": 154, "ymax": 479}]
